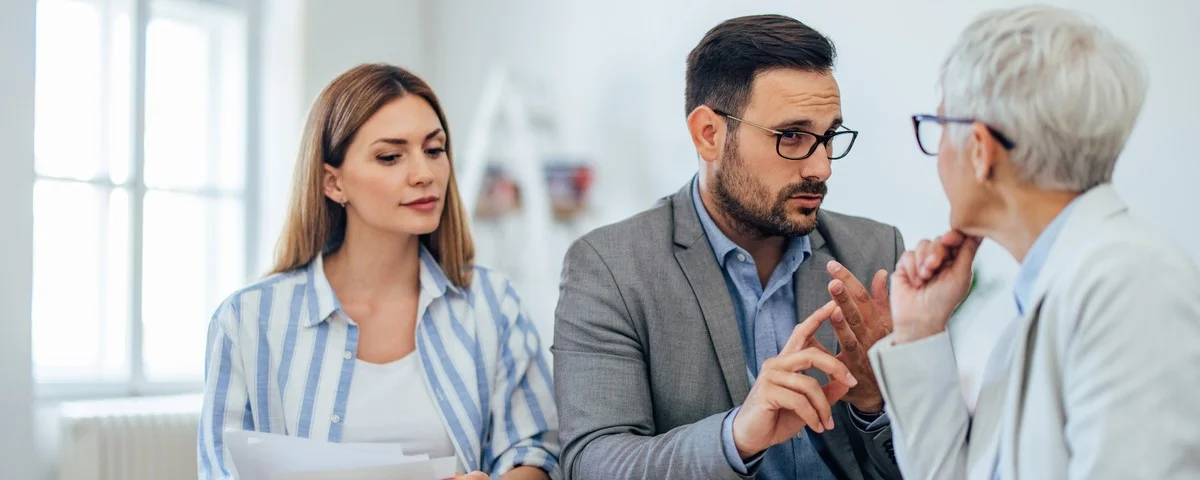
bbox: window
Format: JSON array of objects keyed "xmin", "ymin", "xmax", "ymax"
[{"xmin": 32, "ymin": 0, "xmax": 255, "ymax": 397}]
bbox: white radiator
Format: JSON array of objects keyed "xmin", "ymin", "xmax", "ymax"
[{"xmin": 57, "ymin": 394, "xmax": 202, "ymax": 480}]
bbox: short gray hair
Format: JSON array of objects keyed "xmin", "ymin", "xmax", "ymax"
[{"xmin": 940, "ymin": 5, "xmax": 1148, "ymax": 191}]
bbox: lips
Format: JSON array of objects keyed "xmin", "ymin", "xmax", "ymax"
[
  {"xmin": 402, "ymin": 196, "xmax": 438, "ymax": 206},
  {"xmin": 789, "ymin": 194, "xmax": 824, "ymax": 209}
]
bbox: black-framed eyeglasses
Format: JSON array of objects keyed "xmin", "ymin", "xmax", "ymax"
[
  {"xmin": 911, "ymin": 114, "xmax": 1015, "ymax": 156},
  {"xmin": 711, "ymin": 108, "xmax": 858, "ymax": 160}
]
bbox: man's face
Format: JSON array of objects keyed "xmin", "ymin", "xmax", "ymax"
[{"xmin": 713, "ymin": 69, "xmax": 841, "ymax": 238}]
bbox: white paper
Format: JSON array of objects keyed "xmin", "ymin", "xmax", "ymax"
[{"xmin": 226, "ymin": 430, "xmax": 459, "ymax": 480}]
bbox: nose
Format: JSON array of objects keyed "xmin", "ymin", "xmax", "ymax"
[
  {"xmin": 409, "ymin": 156, "xmax": 435, "ymax": 186},
  {"xmin": 802, "ymin": 144, "xmax": 833, "ymax": 181}
]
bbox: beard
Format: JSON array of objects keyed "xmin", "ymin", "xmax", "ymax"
[{"xmin": 712, "ymin": 133, "xmax": 827, "ymax": 239}]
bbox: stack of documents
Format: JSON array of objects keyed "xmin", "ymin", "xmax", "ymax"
[{"xmin": 226, "ymin": 430, "xmax": 459, "ymax": 480}]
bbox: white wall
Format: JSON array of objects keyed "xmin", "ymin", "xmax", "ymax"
[{"xmin": 0, "ymin": 0, "xmax": 38, "ymax": 478}]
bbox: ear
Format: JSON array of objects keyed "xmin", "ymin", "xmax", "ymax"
[
  {"xmin": 687, "ymin": 105, "xmax": 724, "ymax": 163},
  {"xmin": 323, "ymin": 163, "xmax": 346, "ymax": 204},
  {"xmin": 968, "ymin": 122, "xmax": 998, "ymax": 183}
]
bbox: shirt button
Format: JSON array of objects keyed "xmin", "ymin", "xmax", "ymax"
[
  {"xmin": 331, "ymin": 414, "xmax": 341, "ymax": 424},
  {"xmin": 737, "ymin": 253, "xmax": 746, "ymax": 262},
  {"xmin": 343, "ymin": 350, "xmax": 352, "ymax": 360}
]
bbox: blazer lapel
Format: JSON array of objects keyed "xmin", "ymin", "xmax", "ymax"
[
  {"xmin": 795, "ymin": 231, "xmax": 839, "ymax": 383},
  {"xmin": 671, "ymin": 185, "xmax": 751, "ymax": 405},
  {"xmin": 996, "ymin": 184, "xmax": 1129, "ymax": 477}
]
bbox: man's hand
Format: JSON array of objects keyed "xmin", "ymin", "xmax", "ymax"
[
  {"xmin": 890, "ymin": 231, "xmax": 983, "ymax": 344},
  {"xmin": 732, "ymin": 301, "xmax": 859, "ymax": 459},
  {"xmin": 824, "ymin": 260, "xmax": 894, "ymax": 413}
]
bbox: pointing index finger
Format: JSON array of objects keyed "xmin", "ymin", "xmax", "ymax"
[{"xmin": 782, "ymin": 300, "xmax": 836, "ymax": 354}]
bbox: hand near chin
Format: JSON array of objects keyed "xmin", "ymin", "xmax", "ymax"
[{"xmin": 890, "ymin": 231, "xmax": 983, "ymax": 344}]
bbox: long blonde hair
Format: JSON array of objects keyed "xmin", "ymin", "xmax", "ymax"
[{"xmin": 270, "ymin": 64, "xmax": 475, "ymax": 287}]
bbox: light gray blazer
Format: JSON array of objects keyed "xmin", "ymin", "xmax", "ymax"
[
  {"xmin": 870, "ymin": 184, "xmax": 1200, "ymax": 479},
  {"xmin": 553, "ymin": 183, "xmax": 904, "ymax": 479}
]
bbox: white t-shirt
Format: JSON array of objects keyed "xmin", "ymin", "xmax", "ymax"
[{"xmin": 340, "ymin": 352, "xmax": 457, "ymax": 462}]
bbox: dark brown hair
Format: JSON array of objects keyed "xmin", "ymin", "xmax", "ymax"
[{"xmin": 685, "ymin": 14, "xmax": 837, "ymax": 118}]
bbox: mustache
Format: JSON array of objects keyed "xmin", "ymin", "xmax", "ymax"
[{"xmin": 782, "ymin": 180, "xmax": 828, "ymax": 198}]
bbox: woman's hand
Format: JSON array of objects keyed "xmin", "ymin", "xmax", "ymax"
[
  {"xmin": 890, "ymin": 231, "xmax": 983, "ymax": 344},
  {"xmin": 450, "ymin": 472, "xmax": 489, "ymax": 480}
]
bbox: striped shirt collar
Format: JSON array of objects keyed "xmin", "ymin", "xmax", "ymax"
[{"xmin": 303, "ymin": 244, "xmax": 462, "ymax": 327}]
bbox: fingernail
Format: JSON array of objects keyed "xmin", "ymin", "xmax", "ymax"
[
  {"xmin": 827, "ymin": 261, "xmax": 841, "ymax": 273},
  {"xmin": 831, "ymin": 282, "xmax": 844, "ymax": 295},
  {"xmin": 846, "ymin": 373, "xmax": 859, "ymax": 387},
  {"xmin": 825, "ymin": 417, "xmax": 836, "ymax": 430}
]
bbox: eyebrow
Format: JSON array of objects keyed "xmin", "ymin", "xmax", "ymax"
[
  {"xmin": 774, "ymin": 117, "xmax": 844, "ymax": 132},
  {"xmin": 370, "ymin": 128, "xmax": 445, "ymax": 146}
]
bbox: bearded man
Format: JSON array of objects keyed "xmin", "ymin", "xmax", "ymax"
[{"xmin": 552, "ymin": 14, "xmax": 903, "ymax": 480}]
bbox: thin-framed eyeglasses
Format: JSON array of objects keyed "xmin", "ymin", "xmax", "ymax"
[
  {"xmin": 911, "ymin": 114, "xmax": 1015, "ymax": 156},
  {"xmin": 711, "ymin": 107, "xmax": 858, "ymax": 160}
]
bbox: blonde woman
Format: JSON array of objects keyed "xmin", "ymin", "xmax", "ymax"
[{"xmin": 197, "ymin": 64, "xmax": 558, "ymax": 480}]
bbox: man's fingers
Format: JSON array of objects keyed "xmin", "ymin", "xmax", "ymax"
[
  {"xmin": 826, "ymin": 261, "xmax": 873, "ymax": 306},
  {"xmin": 766, "ymin": 348, "xmax": 858, "ymax": 388},
  {"xmin": 871, "ymin": 269, "xmax": 889, "ymax": 303},
  {"xmin": 822, "ymin": 379, "xmax": 852, "ymax": 404},
  {"xmin": 829, "ymin": 278, "xmax": 866, "ymax": 330},
  {"xmin": 870, "ymin": 269, "xmax": 892, "ymax": 329},
  {"xmin": 830, "ymin": 307, "xmax": 861, "ymax": 356},
  {"xmin": 767, "ymin": 382, "xmax": 826, "ymax": 433},
  {"xmin": 802, "ymin": 334, "xmax": 833, "ymax": 355},
  {"xmin": 782, "ymin": 300, "xmax": 836, "ymax": 354},
  {"xmin": 762, "ymin": 370, "xmax": 834, "ymax": 431}
]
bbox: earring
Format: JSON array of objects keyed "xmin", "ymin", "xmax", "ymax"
[{"xmin": 339, "ymin": 201, "xmax": 346, "ymax": 208}]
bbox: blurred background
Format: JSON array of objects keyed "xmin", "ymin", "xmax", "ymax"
[{"xmin": 2, "ymin": 0, "xmax": 1197, "ymax": 478}]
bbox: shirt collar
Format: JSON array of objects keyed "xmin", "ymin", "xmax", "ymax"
[
  {"xmin": 1013, "ymin": 200, "xmax": 1078, "ymax": 315},
  {"xmin": 303, "ymin": 244, "xmax": 461, "ymax": 327},
  {"xmin": 690, "ymin": 175, "xmax": 812, "ymax": 271}
]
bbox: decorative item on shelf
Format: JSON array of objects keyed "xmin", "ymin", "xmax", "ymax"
[
  {"xmin": 473, "ymin": 160, "xmax": 594, "ymax": 222},
  {"xmin": 544, "ymin": 158, "xmax": 594, "ymax": 221}
]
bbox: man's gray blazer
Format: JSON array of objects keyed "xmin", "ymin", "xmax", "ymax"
[{"xmin": 552, "ymin": 183, "xmax": 904, "ymax": 479}]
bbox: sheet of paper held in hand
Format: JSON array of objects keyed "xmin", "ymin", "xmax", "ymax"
[{"xmin": 225, "ymin": 429, "xmax": 459, "ymax": 480}]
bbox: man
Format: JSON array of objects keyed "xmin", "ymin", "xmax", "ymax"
[
  {"xmin": 872, "ymin": 5, "xmax": 1200, "ymax": 479},
  {"xmin": 553, "ymin": 15, "xmax": 903, "ymax": 479}
]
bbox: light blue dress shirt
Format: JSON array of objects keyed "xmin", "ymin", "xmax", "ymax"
[
  {"xmin": 691, "ymin": 177, "xmax": 838, "ymax": 480},
  {"xmin": 1013, "ymin": 201, "xmax": 1078, "ymax": 315}
]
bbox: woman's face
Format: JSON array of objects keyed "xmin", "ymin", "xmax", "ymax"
[{"xmin": 325, "ymin": 95, "xmax": 451, "ymax": 237}]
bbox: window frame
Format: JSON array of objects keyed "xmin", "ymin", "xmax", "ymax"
[{"xmin": 33, "ymin": 0, "xmax": 261, "ymax": 400}]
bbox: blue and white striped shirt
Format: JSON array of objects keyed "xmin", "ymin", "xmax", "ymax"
[{"xmin": 198, "ymin": 246, "xmax": 559, "ymax": 479}]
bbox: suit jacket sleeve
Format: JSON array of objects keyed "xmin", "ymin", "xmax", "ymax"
[
  {"xmin": 552, "ymin": 238, "xmax": 750, "ymax": 480},
  {"xmin": 1059, "ymin": 248, "xmax": 1200, "ymax": 479},
  {"xmin": 869, "ymin": 330, "xmax": 971, "ymax": 480}
]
